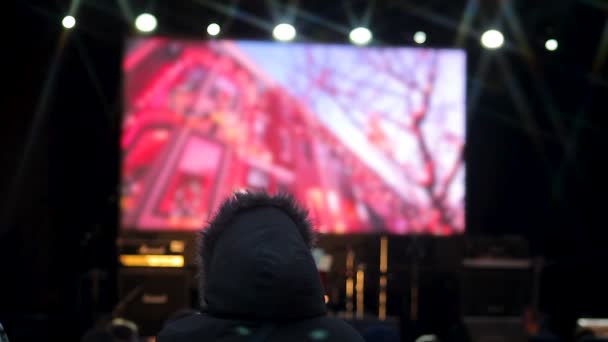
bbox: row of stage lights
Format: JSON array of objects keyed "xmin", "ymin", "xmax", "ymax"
[{"xmin": 61, "ymin": 13, "xmax": 559, "ymax": 51}]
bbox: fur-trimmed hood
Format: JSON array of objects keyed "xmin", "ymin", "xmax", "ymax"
[
  {"xmin": 198, "ymin": 192, "xmax": 326, "ymax": 321},
  {"xmin": 158, "ymin": 192, "xmax": 364, "ymax": 342}
]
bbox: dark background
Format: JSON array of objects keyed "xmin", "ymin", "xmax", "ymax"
[{"xmin": 3, "ymin": 0, "xmax": 607, "ymax": 337}]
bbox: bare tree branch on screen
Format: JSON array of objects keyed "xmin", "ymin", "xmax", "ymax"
[{"xmin": 291, "ymin": 47, "xmax": 464, "ymax": 232}]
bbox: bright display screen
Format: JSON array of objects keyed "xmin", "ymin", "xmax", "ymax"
[{"xmin": 122, "ymin": 38, "xmax": 466, "ymax": 235}]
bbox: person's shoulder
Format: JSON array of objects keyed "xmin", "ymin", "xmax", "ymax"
[
  {"xmin": 286, "ymin": 316, "xmax": 364, "ymax": 342},
  {"xmin": 320, "ymin": 316, "xmax": 365, "ymax": 341},
  {"xmin": 0, "ymin": 322, "xmax": 8, "ymax": 342},
  {"xmin": 157, "ymin": 314, "xmax": 210, "ymax": 342}
]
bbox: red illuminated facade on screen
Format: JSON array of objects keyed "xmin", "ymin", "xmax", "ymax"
[{"xmin": 121, "ymin": 38, "xmax": 466, "ymax": 235}]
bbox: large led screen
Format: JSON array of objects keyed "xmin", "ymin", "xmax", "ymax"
[{"xmin": 122, "ymin": 38, "xmax": 466, "ymax": 235}]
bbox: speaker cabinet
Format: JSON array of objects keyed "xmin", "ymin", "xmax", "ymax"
[
  {"xmin": 460, "ymin": 261, "xmax": 532, "ymax": 317},
  {"xmin": 464, "ymin": 317, "xmax": 526, "ymax": 342},
  {"xmin": 118, "ymin": 268, "xmax": 191, "ymax": 336}
]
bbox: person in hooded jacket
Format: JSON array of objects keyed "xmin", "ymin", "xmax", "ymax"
[{"xmin": 158, "ymin": 192, "xmax": 364, "ymax": 342}]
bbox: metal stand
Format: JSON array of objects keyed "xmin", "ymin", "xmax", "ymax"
[
  {"xmin": 345, "ymin": 247, "xmax": 355, "ymax": 318},
  {"xmin": 356, "ymin": 263, "xmax": 365, "ymax": 319},
  {"xmin": 407, "ymin": 236, "xmax": 425, "ymax": 321},
  {"xmin": 379, "ymin": 236, "xmax": 388, "ymax": 320}
]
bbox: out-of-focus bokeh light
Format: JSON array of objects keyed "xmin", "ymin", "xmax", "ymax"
[
  {"xmin": 207, "ymin": 23, "xmax": 221, "ymax": 36},
  {"xmin": 545, "ymin": 38, "xmax": 558, "ymax": 51},
  {"xmin": 135, "ymin": 13, "xmax": 157, "ymax": 33},
  {"xmin": 414, "ymin": 31, "xmax": 427, "ymax": 44},
  {"xmin": 273, "ymin": 23, "xmax": 296, "ymax": 42},
  {"xmin": 62, "ymin": 15, "xmax": 76, "ymax": 29},
  {"xmin": 349, "ymin": 27, "xmax": 372, "ymax": 45},
  {"xmin": 481, "ymin": 29, "xmax": 504, "ymax": 49}
]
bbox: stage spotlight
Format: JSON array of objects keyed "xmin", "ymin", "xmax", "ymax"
[
  {"xmin": 273, "ymin": 23, "xmax": 296, "ymax": 42},
  {"xmin": 481, "ymin": 29, "xmax": 504, "ymax": 49},
  {"xmin": 413, "ymin": 31, "xmax": 426, "ymax": 44},
  {"xmin": 62, "ymin": 15, "xmax": 76, "ymax": 29},
  {"xmin": 349, "ymin": 27, "xmax": 372, "ymax": 45},
  {"xmin": 207, "ymin": 23, "xmax": 221, "ymax": 36},
  {"xmin": 135, "ymin": 13, "xmax": 157, "ymax": 33},
  {"xmin": 545, "ymin": 38, "xmax": 558, "ymax": 51}
]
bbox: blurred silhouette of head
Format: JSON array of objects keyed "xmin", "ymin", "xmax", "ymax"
[
  {"xmin": 363, "ymin": 326, "xmax": 400, "ymax": 342},
  {"xmin": 81, "ymin": 329, "xmax": 116, "ymax": 342},
  {"xmin": 415, "ymin": 335, "xmax": 441, "ymax": 342},
  {"xmin": 548, "ymin": 312, "xmax": 578, "ymax": 341},
  {"xmin": 108, "ymin": 318, "xmax": 138, "ymax": 342}
]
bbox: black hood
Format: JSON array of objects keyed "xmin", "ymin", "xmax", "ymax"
[{"xmin": 201, "ymin": 200, "xmax": 327, "ymax": 321}]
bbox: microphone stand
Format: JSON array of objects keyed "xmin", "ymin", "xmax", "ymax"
[{"xmin": 408, "ymin": 236, "xmax": 424, "ymax": 322}]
